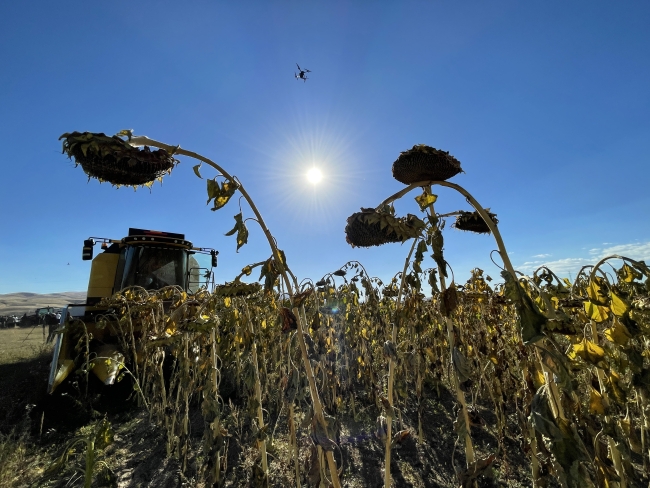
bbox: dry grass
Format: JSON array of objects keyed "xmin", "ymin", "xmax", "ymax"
[
  {"xmin": 0, "ymin": 328, "xmax": 54, "ymax": 488},
  {"xmin": 0, "ymin": 329, "xmax": 53, "ymax": 437},
  {"xmin": 0, "ymin": 326, "xmax": 52, "ymax": 364},
  {"xmin": 0, "ymin": 428, "xmax": 43, "ymax": 488}
]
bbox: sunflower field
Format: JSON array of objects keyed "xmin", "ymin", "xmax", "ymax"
[{"xmin": 43, "ymin": 132, "xmax": 650, "ymax": 488}]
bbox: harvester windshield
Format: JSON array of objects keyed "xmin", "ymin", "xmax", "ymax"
[{"xmin": 119, "ymin": 246, "xmax": 187, "ymax": 291}]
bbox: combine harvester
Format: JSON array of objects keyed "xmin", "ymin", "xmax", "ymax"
[{"xmin": 48, "ymin": 228, "xmax": 218, "ymax": 393}]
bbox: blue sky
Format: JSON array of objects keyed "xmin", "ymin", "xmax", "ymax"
[{"xmin": 1, "ymin": 1, "xmax": 649, "ymax": 294}]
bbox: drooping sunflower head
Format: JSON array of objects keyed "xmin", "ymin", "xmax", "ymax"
[
  {"xmin": 452, "ymin": 210, "xmax": 498, "ymax": 234},
  {"xmin": 345, "ymin": 207, "xmax": 425, "ymax": 248},
  {"xmin": 213, "ymin": 281, "xmax": 262, "ymax": 298},
  {"xmin": 60, "ymin": 131, "xmax": 178, "ymax": 187},
  {"xmin": 392, "ymin": 144, "xmax": 463, "ymax": 185}
]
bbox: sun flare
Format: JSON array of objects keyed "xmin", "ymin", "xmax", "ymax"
[{"xmin": 306, "ymin": 167, "xmax": 323, "ymax": 184}]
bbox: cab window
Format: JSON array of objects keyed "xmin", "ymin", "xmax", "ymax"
[
  {"xmin": 119, "ymin": 246, "xmax": 187, "ymax": 291},
  {"xmin": 187, "ymin": 252, "xmax": 213, "ymax": 293}
]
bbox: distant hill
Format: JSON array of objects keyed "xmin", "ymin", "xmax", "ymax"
[{"xmin": 0, "ymin": 292, "xmax": 86, "ymax": 315}]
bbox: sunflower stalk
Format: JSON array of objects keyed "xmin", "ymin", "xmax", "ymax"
[
  {"xmin": 640, "ymin": 396, "xmax": 649, "ymax": 473},
  {"xmin": 235, "ymin": 320, "xmax": 242, "ymax": 389},
  {"xmin": 384, "ymin": 236, "xmax": 419, "ymax": 488},
  {"xmin": 417, "ymin": 351, "xmax": 424, "ymax": 443},
  {"xmin": 241, "ymin": 299, "xmax": 269, "ymax": 484},
  {"xmin": 181, "ymin": 333, "xmax": 191, "ymax": 470},
  {"xmin": 418, "ymin": 190, "xmax": 476, "ymax": 468},
  {"xmin": 210, "ymin": 329, "xmax": 223, "ymax": 486},
  {"xmin": 521, "ymin": 365, "xmax": 541, "ymax": 485},
  {"xmin": 408, "ymin": 180, "xmax": 567, "ymax": 480},
  {"xmin": 288, "ymin": 404, "xmax": 301, "ymax": 488},
  {"xmin": 589, "ymin": 320, "xmax": 627, "ymax": 488}
]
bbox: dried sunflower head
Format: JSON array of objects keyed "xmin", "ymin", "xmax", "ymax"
[
  {"xmin": 392, "ymin": 144, "xmax": 463, "ymax": 185},
  {"xmin": 213, "ymin": 281, "xmax": 262, "ymax": 297},
  {"xmin": 440, "ymin": 284, "xmax": 459, "ymax": 317},
  {"xmin": 60, "ymin": 131, "xmax": 178, "ymax": 187},
  {"xmin": 452, "ymin": 210, "xmax": 498, "ymax": 234},
  {"xmin": 345, "ymin": 208, "xmax": 425, "ymax": 248}
]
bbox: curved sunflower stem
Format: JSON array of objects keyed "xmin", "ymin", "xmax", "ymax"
[
  {"xmin": 589, "ymin": 254, "xmax": 650, "ymax": 284},
  {"xmin": 377, "ymin": 180, "xmax": 515, "ymax": 275},
  {"xmin": 128, "ymin": 135, "xmax": 341, "ymax": 488},
  {"xmin": 384, "ymin": 236, "xmax": 419, "ymax": 488}
]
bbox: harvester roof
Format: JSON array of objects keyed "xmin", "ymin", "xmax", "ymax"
[{"xmin": 122, "ymin": 228, "xmax": 192, "ymax": 249}]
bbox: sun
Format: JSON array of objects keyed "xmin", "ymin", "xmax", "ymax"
[{"xmin": 306, "ymin": 167, "xmax": 323, "ymax": 184}]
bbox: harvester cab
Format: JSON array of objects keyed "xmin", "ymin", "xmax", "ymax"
[{"xmin": 48, "ymin": 228, "xmax": 218, "ymax": 393}]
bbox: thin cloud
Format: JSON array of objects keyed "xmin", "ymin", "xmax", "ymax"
[
  {"xmin": 516, "ymin": 241, "xmax": 650, "ymax": 277},
  {"xmin": 532, "ymin": 253, "xmax": 551, "ymax": 258},
  {"xmin": 600, "ymin": 242, "xmax": 650, "ymax": 260},
  {"xmin": 517, "ymin": 257, "xmax": 593, "ymax": 275}
]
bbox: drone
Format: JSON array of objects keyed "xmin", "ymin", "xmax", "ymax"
[{"xmin": 295, "ymin": 63, "xmax": 311, "ymax": 82}]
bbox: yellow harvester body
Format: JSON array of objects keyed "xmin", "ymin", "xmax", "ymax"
[{"xmin": 48, "ymin": 228, "xmax": 216, "ymax": 393}]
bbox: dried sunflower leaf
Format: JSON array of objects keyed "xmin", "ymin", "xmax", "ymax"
[
  {"xmin": 311, "ymin": 419, "xmax": 337, "ymax": 451},
  {"xmin": 279, "ymin": 307, "xmax": 298, "ymax": 333},
  {"xmin": 502, "ymin": 271, "xmax": 547, "ymax": 344},
  {"xmin": 569, "ymin": 338, "xmax": 607, "ymax": 368},
  {"xmin": 452, "ymin": 347, "xmax": 472, "ymax": 383},
  {"xmin": 431, "ymin": 228, "xmax": 447, "ymax": 278},
  {"xmin": 584, "ymin": 301, "xmax": 610, "ymax": 323},
  {"xmin": 383, "ymin": 340, "xmax": 398, "ymax": 360},
  {"xmin": 604, "ymin": 319, "xmax": 631, "ymax": 346},
  {"xmin": 587, "ymin": 279, "xmax": 609, "ymax": 306},
  {"xmin": 539, "ymin": 347, "xmax": 575, "ymax": 394},
  {"xmin": 94, "ymin": 418, "xmax": 114, "ymax": 450},
  {"xmin": 414, "ymin": 191, "xmax": 437, "ymax": 211},
  {"xmin": 291, "ymin": 288, "xmax": 313, "ymax": 307},
  {"xmin": 619, "ymin": 263, "xmax": 641, "ymax": 283},
  {"xmin": 224, "ymin": 213, "xmax": 248, "ymax": 251},
  {"xmin": 458, "ymin": 455, "xmax": 497, "ymax": 488},
  {"xmin": 589, "ymin": 388, "xmax": 606, "ymax": 415},
  {"xmin": 529, "ymin": 386, "xmax": 562, "ymax": 440},
  {"xmin": 610, "ymin": 291, "xmax": 630, "ymax": 317},
  {"xmin": 207, "ymin": 178, "xmax": 239, "ymax": 211}
]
